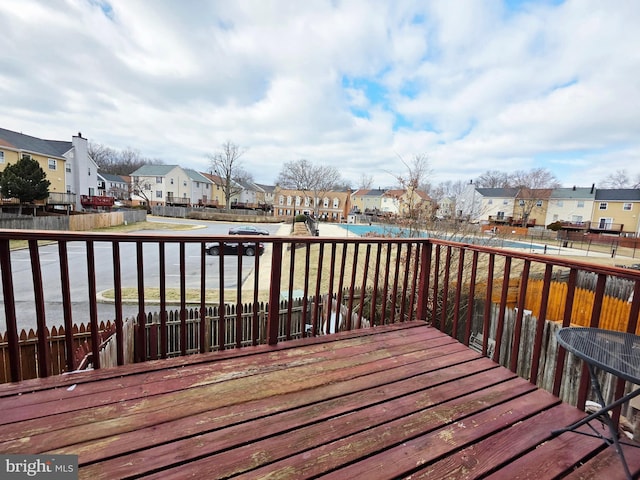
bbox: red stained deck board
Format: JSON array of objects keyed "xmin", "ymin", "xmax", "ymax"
[
  {"xmin": 0, "ymin": 322, "xmax": 428, "ymax": 399},
  {"xmin": 1, "ymin": 322, "xmax": 639, "ymax": 479},
  {"xmin": 407, "ymin": 404, "xmax": 603, "ymax": 479},
  {"xmin": 80, "ymin": 360, "xmax": 515, "ymax": 479},
  {"xmin": 230, "ymin": 378, "xmax": 543, "ymax": 480},
  {"xmin": 0, "ymin": 325, "xmax": 464, "ymax": 449},
  {"xmin": 0, "ymin": 322, "xmax": 444, "ymax": 410}
]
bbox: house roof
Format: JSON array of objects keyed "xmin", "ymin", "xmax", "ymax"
[
  {"xmin": 475, "ymin": 187, "xmax": 520, "ymax": 198},
  {"xmin": 0, "ymin": 127, "xmax": 72, "ymax": 158},
  {"xmin": 184, "ymin": 169, "xmax": 212, "ymax": 183},
  {"xmin": 516, "ymin": 188, "xmax": 553, "ymax": 200},
  {"xmin": 99, "ymin": 173, "xmax": 127, "ymax": 183},
  {"xmin": 130, "ymin": 164, "xmax": 179, "ymax": 176},
  {"xmin": 550, "ymin": 187, "xmax": 596, "ymax": 199},
  {"xmin": 255, "ymin": 183, "xmax": 276, "ymax": 193},
  {"xmin": 200, "ymin": 172, "xmax": 223, "ymax": 185},
  {"xmin": 595, "ymin": 189, "xmax": 640, "ymax": 201}
]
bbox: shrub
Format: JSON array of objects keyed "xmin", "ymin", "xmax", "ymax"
[
  {"xmin": 294, "ymin": 214, "xmax": 307, "ymax": 223},
  {"xmin": 546, "ymin": 221, "xmax": 563, "ymax": 231}
]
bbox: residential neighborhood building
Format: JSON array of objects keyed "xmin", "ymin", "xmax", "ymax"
[
  {"xmin": 255, "ymin": 183, "xmax": 276, "ymax": 210},
  {"xmin": 545, "ymin": 186, "xmax": 597, "ymax": 230},
  {"xmin": 513, "ymin": 188, "xmax": 553, "ymax": 227},
  {"xmin": 591, "ymin": 189, "xmax": 640, "ymax": 236},
  {"xmin": 350, "ymin": 188, "xmax": 386, "ymax": 215},
  {"xmin": 458, "ymin": 184, "xmax": 520, "ymax": 224},
  {"xmin": 0, "ymin": 128, "xmax": 98, "ymax": 212},
  {"xmin": 199, "ymin": 172, "xmax": 226, "ymax": 208},
  {"xmin": 273, "ymin": 187, "xmax": 352, "ymax": 221},
  {"xmin": 130, "ymin": 164, "xmax": 192, "ymax": 207},
  {"xmin": 98, "ymin": 173, "xmax": 129, "ymax": 200},
  {"xmin": 184, "ymin": 169, "xmax": 213, "ymax": 207}
]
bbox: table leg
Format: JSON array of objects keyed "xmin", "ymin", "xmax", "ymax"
[
  {"xmin": 586, "ymin": 364, "xmax": 633, "ymax": 480},
  {"xmin": 552, "ymin": 364, "xmax": 635, "ymax": 479}
]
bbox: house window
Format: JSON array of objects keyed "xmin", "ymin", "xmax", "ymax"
[
  {"xmin": 278, "ymin": 195, "xmax": 284, "ymax": 205},
  {"xmin": 0, "ymin": 151, "xmax": 4, "ymax": 163},
  {"xmin": 156, "ymin": 177, "xmax": 163, "ymax": 183},
  {"xmin": 536, "ymin": 200, "xmax": 543, "ymax": 207},
  {"xmin": 577, "ymin": 201, "xmax": 584, "ymax": 208},
  {"xmin": 156, "ymin": 190, "xmax": 162, "ymax": 198},
  {"xmin": 304, "ymin": 197, "xmax": 310, "ymax": 207},
  {"xmin": 295, "ymin": 196, "xmax": 301, "ymax": 206},
  {"xmin": 286, "ymin": 196, "xmax": 292, "ymax": 206},
  {"xmin": 66, "ymin": 164, "xmax": 71, "ymax": 173},
  {"xmin": 183, "ymin": 181, "xmax": 187, "ymax": 187},
  {"xmin": 22, "ymin": 154, "xmax": 32, "ymax": 161},
  {"xmin": 333, "ymin": 198, "xmax": 339, "ymax": 208},
  {"xmin": 88, "ymin": 168, "xmax": 91, "ymax": 176},
  {"xmin": 623, "ymin": 203, "xmax": 632, "ymax": 211},
  {"xmin": 518, "ymin": 200, "xmax": 525, "ymax": 206},
  {"xmin": 170, "ymin": 178, "xmax": 174, "ymax": 185},
  {"xmin": 503, "ymin": 200, "xmax": 508, "ymax": 205},
  {"xmin": 323, "ymin": 198, "xmax": 329, "ymax": 208},
  {"xmin": 557, "ymin": 201, "xmax": 563, "ymax": 207},
  {"xmin": 599, "ymin": 202, "xmax": 608, "ymax": 210},
  {"xmin": 48, "ymin": 158, "xmax": 57, "ymax": 170},
  {"xmin": 488, "ymin": 199, "xmax": 493, "ymax": 205}
]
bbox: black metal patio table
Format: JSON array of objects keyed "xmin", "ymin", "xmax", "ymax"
[{"xmin": 553, "ymin": 327, "xmax": 640, "ymax": 479}]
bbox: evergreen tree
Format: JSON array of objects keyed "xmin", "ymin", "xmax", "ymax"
[{"xmin": 0, "ymin": 155, "xmax": 50, "ymax": 214}]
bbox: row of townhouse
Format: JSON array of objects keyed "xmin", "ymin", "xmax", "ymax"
[
  {"xmin": 458, "ymin": 183, "xmax": 640, "ymax": 236},
  {"xmin": 0, "ymin": 127, "xmax": 98, "ymax": 212},
  {"xmin": 0, "ymin": 127, "xmax": 275, "ymax": 213},
  {"xmin": 270, "ymin": 186, "xmax": 434, "ymax": 224},
  {"xmin": 128, "ymin": 164, "xmax": 275, "ymax": 210},
  {"xmin": 351, "ymin": 188, "xmax": 434, "ymax": 218}
]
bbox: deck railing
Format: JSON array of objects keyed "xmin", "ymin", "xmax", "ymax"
[{"xmin": 1, "ymin": 229, "xmax": 640, "ymax": 429}]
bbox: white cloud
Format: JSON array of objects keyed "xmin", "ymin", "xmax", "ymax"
[{"xmin": 1, "ymin": 0, "xmax": 640, "ymax": 190}]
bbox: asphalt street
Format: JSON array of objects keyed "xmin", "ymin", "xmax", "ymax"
[{"xmin": 0, "ymin": 218, "xmax": 284, "ymax": 333}]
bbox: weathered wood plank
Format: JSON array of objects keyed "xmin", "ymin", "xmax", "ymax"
[
  {"xmin": 317, "ymin": 388, "xmax": 560, "ymax": 480},
  {"xmin": 1, "ymin": 323, "xmax": 637, "ymax": 479},
  {"xmin": 228, "ymin": 378, "xmax": 542, "ymax": 480},
  {"xmin": 482, "ymin": 423, "xmax": 607, "ymax": 480},
  {"xmin": 0, "ymin": 325, "xmax": 452, "ymax": 424},
  {"xmin": 0, "ymin": 321, "xmax": 430, "ymax": 398},
  {"xmin": 46, "ymin": 349, "xmax": 487, "ymax": 465},
  {"xmin": 0, "ymin": 332, "xmax": 469, "ymax": 450},
  {"xmin": 79, "ymin": 360, "xmax": 512, "ymax": 479},
  {"xmin": 0, "ymin": 322, "xmax": 437, "ymax": 404},
  {"xmin": 406, "ymin": 403, "xmax": 602, "ymax": 479},
  {"xmin": 561, "ymin": 443, "xmax": 640, "ymax": 480}
]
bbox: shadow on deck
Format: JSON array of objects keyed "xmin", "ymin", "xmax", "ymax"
[{"xmin": 1, "ymin": 322, "xmax": 639, "ymax": 479}]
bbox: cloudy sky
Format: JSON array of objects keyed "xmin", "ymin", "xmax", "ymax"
[{"xmin": 1, "ymin": 0, "xmax": 639, "ymax": 189}]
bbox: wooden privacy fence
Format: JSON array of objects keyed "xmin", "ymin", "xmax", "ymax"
[
  {"xmin": 0, "ymin": 321, "xmax": 116, "ymax": 383},
  {"xmin": 524, "ymin": 279, "xmax": 639, "ymax": 333}
]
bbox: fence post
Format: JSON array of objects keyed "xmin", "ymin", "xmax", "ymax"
[{"xmin": 267, "ymin": 242, "xmax": 283, "ymax": 345}]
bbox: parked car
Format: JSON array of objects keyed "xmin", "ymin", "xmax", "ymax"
[
  {"xmin": 206, "ymin": 241, "xmax": 265, "ymax": 256},
  {"xmin": 228, "ymin": 225, "xmax": 270, "ymax": 235}
]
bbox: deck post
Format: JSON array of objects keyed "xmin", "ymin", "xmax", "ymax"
[{"xmin": 267, "ymin": 241, "xmax": 283, "ymax": 345}]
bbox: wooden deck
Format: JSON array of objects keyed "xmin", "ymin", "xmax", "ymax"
[{"xmin": 1, "ymin": 321, "xmax": 640, "ymax": 479}]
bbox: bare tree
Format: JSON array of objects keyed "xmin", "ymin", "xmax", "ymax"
[
  {"xmin": 599, "ymin": 169, "xmax": 637, "ymax": 189},
  {"xmin": 130, "ymin": 177, "xmax": 153, "ymax": 213},
  {"xmin": 207, "ymin": 141, "xmax": 246, "ymax": 212},
  {"xmin": 388, "ymin": 154, "xmax": 433, "ymax": 236},
  {"xmin": 475, "ymin": 170, "xmax": 511, "ymax": 188},
  {"xmin": 358, "ymin": 173, "xmax": 374, "ymax": 190},
  {"xmin": 89, "ymin": 143, "xmax": 160, "ymax": 175},
  {"xmin": 510, "ymin": 168, "xmax": 561, "ymax": 227},
  {"xmin": 276, "ymin": 159, "xmax": 342, "ymax": 218}
]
